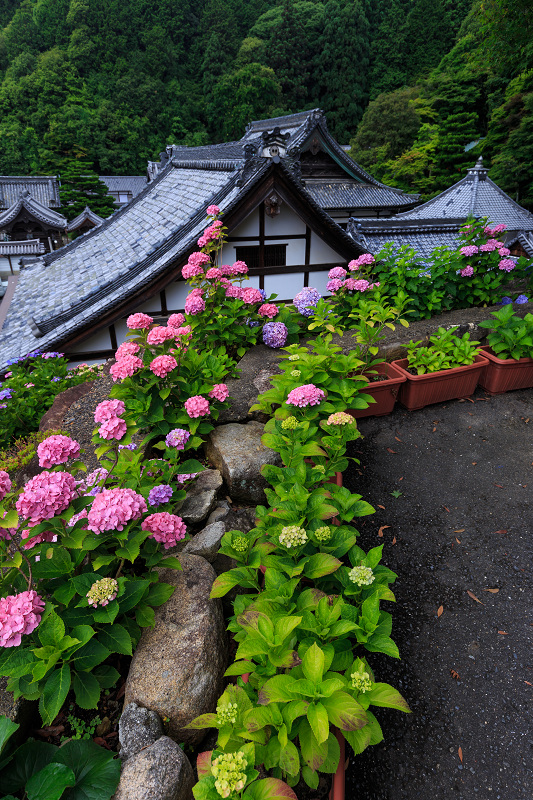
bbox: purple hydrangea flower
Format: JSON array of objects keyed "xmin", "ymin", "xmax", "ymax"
[
  {"xmin": 258, "ymin": 289, "xmax": 267, "ymax": 301},
  {"xmin": 118, "ymin": 443, "xmax": 138, "ymax": 450},
  {"xmin": 51, "ymin": 377, "xmax": 61, "ymax": 382},
  {"xmin": 499, "ymin": 296, "xmax": 513, "ymax": 305},
  {"xmin": 41, "ymin": 352, "xmax": 64, "ymax": 359},
  {"xmin": 148, "ymin": 484, "xmax": 173, "ymax": 506},
  {"xmin": 263, "ymin": 321, "xmax": 288, "ymax": 348},
  {"xmin": 165, "ymin": 428, "xmax": 190, "ymax": 449},
  {"xmin": 293, "ymin": 288, "xmax": 321, "ymax": 317},
  {"xmin": 515, "ymin": 295, "xmax": 529, "ymax": 304},
  {"xmin": 0, "ymin": 389, "xmax": 12, "ymax": 400}
]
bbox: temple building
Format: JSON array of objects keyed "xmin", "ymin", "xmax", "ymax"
[
  {"xmin": 348, "ymin": 158, "xmax": 533, "ymax": 258},
  {"xmin": 1, "ymin": 109, "xmax": 412, "ymax": 370}
]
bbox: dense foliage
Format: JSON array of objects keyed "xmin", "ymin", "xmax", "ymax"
[{"xmin": 0, "ymin": 0, "xmax": 472, "ymax": 177}]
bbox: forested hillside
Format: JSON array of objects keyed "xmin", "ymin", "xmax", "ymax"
[{"xmin": 0, "ymin": 0, "xmax": 528, "ymax": 210}]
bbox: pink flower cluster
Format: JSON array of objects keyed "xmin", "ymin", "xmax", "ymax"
[
  {"xmin": 110, "ymin": 354, "xmax": 143, "ymax": 382},
  {"xmin": 328, "ymin": 267, "xmax": 347, "ymax": 279},
  {"xmin": 460, "ymin": 265, "xmax": 474, "ymax": 277},
  {"xmin": 241, "ymin": 287, "xmax": 263, "ymax": 305},
  {"xmin": 150, "ymin": 354, "xmax": 177, "ymax": 378},
  {"xmin": 349, "ymin": 254, "xmax": 375, "ymax": 270},
  {"xmin": 99, "ymin": 416, "xmax": 127, "ymax": 440},
  {"xmin": 37, "ymin": 435, "xmax": 80, "ymax": 468},
  {"xmin": 184, "ymin": 395, "xmax": 210, "ymax": 418},
  {"xmin": 16, "ymin": 471, "xmax": 77, "ymax": 524},
  {"xmin": 484, "ymin": 224, "xmax": 506, "ymax": 235},
  {"xmin": 286, "ymin": 384, "xmax": 326, "ymax": 408},
  {"xmin": 499, "ymin": 259, "xmax": 515, "ymax": 272},
  {"xmin": 207, "ymin": 205, "xmax": 220, "ymax": 216},
  {"xmin": 127, "ymin": 313, "xmax": 153, "ymax": 329},
  {"xmin": 225, "ymin": 285, "xmax": 243, "ymax": 299},
  {"xmin": 345, "ymin": 278, "xmax": 370, "ymax": 292},
  {"xmin": 87, "ymin": 487, "xmax": 147, "ymax": 533},
  {"xmin": 141, "ymin": 512, "xmax": 187, "ymax": 549},
  {"xmin": 460, "ymin": 245, "xmax": 479, "ymax": 257},
  {"xmin": 498, "ymin": 247, "xmax": 510, "ymax": 257},
  {"xmin": 480, "ymin": 239, "xmax": 503, "ymax": 252},
  {"xmin": 198, "ymin": 220, "xmax": 223, "ymax": 247},
  {"xmin": 21, "ymin": 528, "xmax": 57, "ymax": 550},
  {"xmin": 206, "ymin": 267, "xmax": 223, "ymax": 280},
  {"xmin": 95, "ymin": 397, "xmax": 127, "ymax": 441},
  {"xmin": 168, "ymin": 313, "xmax": 185, "ymax": 327},
  {"xmin": 115, "ymin": 341, "xmax": 140, "ymax": 359},
  {"xmin": 0, "ymin": 590, "xmax": 45, "ymax": 647},
  {"xmin": 185, "ymin": 292, "xmax": 206, "ymax": 315},
  {"xmin": 147, "ymin": 326, "xmax": 176, "ymax": 345},
  {"xmin": 258, "ymin": 303, "xmax": 278, "ymax": 318},
  {"xmin": 182, "ymin": 262, "xmax": 205, "ymax": 279},
  {"xmin": 209, "ymin": 383, "xmax": 229, "ymax": 402},
  {"xmin": 0, "ymin": 470, "xmax": 12, "ymax": 500}
]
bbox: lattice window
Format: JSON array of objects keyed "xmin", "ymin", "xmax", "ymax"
[{"xmin": 235, "ymin": 244, "xmax": 287, "ymax": 270}]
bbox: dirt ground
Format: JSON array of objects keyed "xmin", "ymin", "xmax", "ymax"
[{"xmin": 343, "ymin": 386, "xmax": 533, "ymax": 800}]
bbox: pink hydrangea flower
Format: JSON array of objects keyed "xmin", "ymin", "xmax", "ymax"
[
  {"xmin": 94, "ymin": 399, "xmax": 126, "ymax": 423},
  {"xmin": 115, "ymin": 341, "xmax": 140, "ymax": 359},
  {"xmin": 326, "ymin": 279, "xmax": 344, "ymax": 293},
  {"xmin": 225, "ymin": 285, "xmax": 243, "ymax": 299},
  {"xmin": 209, "ymin": 384, "xmax": 229, "ymax": 402},
  {"xmin": 87, "ymin": 487, "xmax": 147, "ymax": 533},
  {"xmin": 493, "ymin": 224, "xmax": 506, "ymax": 233},
  {"xmin": 498, "ymin": 247, "xmax": 510, "ymax": 257},
  {"xmin": 258, "ymin": 303, "xmax": 279, "ymax": 318},
  {"xmin": 241, "ymin": 287, "xmax": 263, "ymax": 304},
  {"xmin": 460, "ymin": 265, "xmax": 474, "ymax": 277},
  {"xmin": 141, "ymin": 512, "xmax": 187, "ymax": 549},
  {"xmin": 99, "ymin": 416, "xmax": 127, "ymax": 440},
  {"xmin": 182, "ymin": 263, "xmax": 205, "ymax": 279},
  {"xmin": 127, "ymin": 313, "xmax": 153, "ymax": 329},
  {"xmin": 185, "ymin": 293, "xmax": 206, "ymax": 315},
  {"xmin": 165, "ymin": 428, "xmax": 190, "ymax": 449},
  {"xmin": 480, "ymin": 239, "xmax": 499, "ymax": 252},
  {"xmin": 0, "ymin": 590, "xmax": 45, "ymax": 647},
  {"xmin": 0, "ymin": 471, "xmax": 12, "ymax": 500},
  {"xmin": 21, "ymin": 528, "xmax": 57, "ymax": 550},
  {"xmin": 231, "ymin": 260, "xmax": 248, "ymax": 275},
  {"xmin": 188, "ymin": 252, "xmax": 211, "ymax": 267},
  {"xmin": 37, "ymin": 435, "xmax": 80, "ymax": 468},
  {"xmin": 147, "ymin": 326, "xmax": 176, "ymax": 345},
  {"xmin": 499, "ymin": 259, "xmax": 515, "ymax": 272},
  {"xmin": 286, "ymin": 384, "xmax": 326, "ymax": 408},
  {"xmin": 150, "ymin": 354, "xmax": 177, "ymax": 378},
  {"xmin": 349, "ymin": 254, "xmax": 375, "ymax": 270},
  {"xmin": 167, "ymin": 313, "xmax": 185, "ymax": 327},
  {"xmin": 184, "ymin": 395, "xmax": 210, "ymax": 418},
  {"xmin": 345, "ymin": 278, "xmax": 370, "ymax": 292},
  {"xmin": 16, "ymin": 471, "xmax": 77, "ymax": 524},
  {"xmin": 328, "ymin": 267, "xmax": 347, "ymax": 279},
  {"xmin": 220, "ymin": 264, "xmax": 233, "ymax": 276},
  {"xmin": 206, "ymin": 268, "xmax": 223, "ymax": 280},
  {"xmin": 110, "ymin": 355, "xmax": 143, "ymax": 382},
  {"xmin": 207, "ymin": 205, "xmax": 220, "ymax": 215},
  {"xmin": 459, "ymin": 245, "xmax": 479, "ymax": 257}
]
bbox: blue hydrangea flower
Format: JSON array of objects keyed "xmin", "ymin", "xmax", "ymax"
[
  {"xmin": 262, "ymin": 322, "xmax": 288, "ymax": 348},
  {"xmin": 0, "ymin": 389, "xmax": 12, "ymax": 400},
  {"xmin": 51, "ymin": 377, "xmax": 61, "ymax": 382},
  {"xmin": 258, "ymin": 289, "xmax": 267, "ymax": 301},
  {"xmin": 293, "ymin": 288, "xmax": 321, "ymax": 317},
  {"xmin": 499, "ymin": 296, "xmax": 513, "ymax": 305},
  {"xmin": 515, "ymin": 295, "xmax": 529, "ymax": 304},
  {"xmin": 148, "ymin": 484, "xmax": 173, "ymax": 506}
]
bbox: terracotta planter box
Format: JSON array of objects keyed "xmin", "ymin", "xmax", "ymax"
[
  {"xmin": 391, "ymin": 354, "xmax": 489, "ymax": 411},
  {"xmin": 349, "ymin": 362, "xmax": 406, "ymax": 419},
  {"xmin": 478, "ymin": 345, "xmax": 533, "ymax": 395}
]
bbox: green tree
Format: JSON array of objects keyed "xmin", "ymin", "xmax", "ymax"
[
  {"xmin": 209, "ymin": 63, "xmax": 281, "ymax": 141},
  {"xmin": 59, "ymin": 159, "xmax": 116, "ymax": 220}
]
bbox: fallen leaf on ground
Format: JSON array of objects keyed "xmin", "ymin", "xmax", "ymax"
[
  {"xmin": 525, "ymin": 681, "xmax": 532, "ymax": 686},
  {"xmin": 455, "ymin": 537, "xmax": 461, "ymax": 544},
  {"xmin": 458, "ymin": 747, "xmax": 463, "ymax": 763},
  {"xmin": 377, "ymin": 504, "xmax": 385, "ymax": 509},
  {"xmin": 437, "ymin": 605, "xmax": 444, "ymax": 617},
  {"xmin": 454, "ymin": 529, "xmax": 465, "ymax": 533},
  {"xmin": 467, "ymin": 590, "xmax": 484, "ymax": 604},
  {"xmin": 395, "ymin": 436, "xmax": 402, "ymax": 442},
  {"xmin": 387, "ymin": 448, "xmax": 397, "ymax": 454},
  {"xmin": 392, "ymin": 536, "xmax": 397, "ymax": 545},
  {"xmin": 498, "ymin": 630, "xmax": 508, "ymax": 635},
  {"xmin": 494, "ymin": 484, "xmax": 503, "ymax": 488},
  {"xmin": 484, "ymin": 588, "xmax": 499, "ymax": 593},
  {"xmin": 378, "ymin": 525, "xmax": 390, "ymax": 537},
  {"xmin": 525, "ymin": 418, "xmax": 530, "ymax": 423},
  {"xmin": 443, "ymin": 506, "xmax": 450, "ymax": 512},
  {"xmin": 494, "ymin": 529, "xmax": 507, "ymax": 534},
  {"xmin": 432, "ymin": 427, "xmax": 437, "ymax": 432},
  {"xmin": 472, "ymin": 462, "xmax": 477, "ymax": 465},
  {"xmin": 450, "ymin": 669, "xmax": 460, "ymax": 680},
  {"xmin": 399, "ymin": 476, "xmax": 404, "ymax": 481}
]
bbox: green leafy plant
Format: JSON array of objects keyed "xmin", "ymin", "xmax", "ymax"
[
  {"xmin": 405, "ymin": 326, "xmax": 481, "ymax": 374},
  {"xmin": 64, "ymin": 711, "xmax": 101, "ymax": 741},
  {"xmin": 0, "ymin": 714, "xmax": 120, "ymax": 800},
  {"xmin": 347, "ymin": 297, "xmax": 410, "ymax": 373},
  {"xmin": 478, "ymin": 303, "xmax": 533, "ymax": 359}
]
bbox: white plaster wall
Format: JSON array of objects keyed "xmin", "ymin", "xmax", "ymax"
[
  {"xmin": 264, "ymin": 205, "xmax": 306, "ymax": 236},
  {"xmin": 230, "ymin": 213, "xmax": 259, "ymax": 238},
  {"xmin": 67, "ymin": 326, "xmax": 113, "ymax": 354},
  {"xmin": 283, "ymin": 239, "xmax": 305, "ymax": 266},
  {"xmin": 165, "ymin": 280, "xmax": 192, "ymax": 310},
  {"xmin": 113, "ymin": 319, "xmax": 131, "ymax": 347},
  {"xmin": 265, "ymin": 272, "xmax": 305, "ymax": 300},
  {"xmin": 0, "ymin": 257, "xmax": 14, "ymax": 281},
  {"xmin": 307, "ymin": 270, "xmax": 331, "ymax": 296},
  {"xmin": 136, "ymin": 295, "xmax": 164, "ymax": 314},
  {"xmin": 310, "ymin": 233, "xmax": 345, "ymax": 265}
]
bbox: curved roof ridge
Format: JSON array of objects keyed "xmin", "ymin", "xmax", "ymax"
[{"xmin": 0, "ymin": 191, "xmax": 66, "ymax": 229}]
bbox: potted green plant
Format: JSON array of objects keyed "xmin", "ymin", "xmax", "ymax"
[
  {"xmin": 478, "ymin": 304, "xmax": 533, "ymax": 394},
  {"xmin": 392, "ymin": 326, "xmax": 488, "ymax": 410},
  {"xmin": 346, "ymin": 298, "xmax": 409, "ymax": 418}
]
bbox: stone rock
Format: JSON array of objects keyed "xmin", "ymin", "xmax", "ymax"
[
  {"xmin": 177, "ymin": 469, "xmax": 222, "ymax": 525},
  {"xmin": 206, "ymin": 501, "xmax": 231, "ymax": 525},
  {"xmin": 119, "ymin": 702, "xmax": 164, "ymax": 761},
  {"xmin": 182, "ymin": 521, "xmax": 225, "ymax": 562},
  {"xmin": 217, "ymin": 345, "xmax": 282, "ymax": 424},
  {"xmin": 114, "ymin": 736, "xmax": 194, "ymax": 800},
  {"xmin": 39, "ymin": 381, "xmax": 94, "ymax": 432},
  {"xmin": 124, "ymin": 555, "xmax": 227, "ymax": 746},
  {"xmin": 0, "ymin": 677, "xmax": 37, "ymax": 747},
  {"xmin": 206, "ymin": 421, "xmax": 281, "ymax": 504}
]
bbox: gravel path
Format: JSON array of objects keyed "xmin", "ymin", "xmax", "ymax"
[
  {"xmin": 61, "ymin": 375, "xmax": 115, "ymax": 472},
  {"xmin": 343, "ymin": 386, "xmax": 533, "ymax": 799}
]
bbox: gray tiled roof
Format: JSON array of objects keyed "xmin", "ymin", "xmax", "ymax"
[
  {"xmin": 0, "ymin": 192, "xmax": 67, "ymax": 229},
  {"xmin": 99, "ymin": 175, "xmax": 148, "ymax": 198},
  {"xmin": 306, "ymin": 181, "xmax": 417, "ymax": 209},
  {"xmin": 394, "ymin": 158, "xmax": 533, "ymax": 230},
  {"xmin": 66, "ymin": 206, "xmax": 105, "ymax": 232},
  {"xmin": 348, "ymin": 218, "xmax": 463, "ymax": 258},
  {"xmin": 0, "ymin": 176, "xmax": 60, "ymax": 209},
  {"xmin": 0, "ymin": 239, "xmax": 45, "ymax": 256}
]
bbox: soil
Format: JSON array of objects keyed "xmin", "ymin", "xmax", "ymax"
[{"xmin": 343, "ymin": 385, "xmax": 533, "ymax": 799}]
